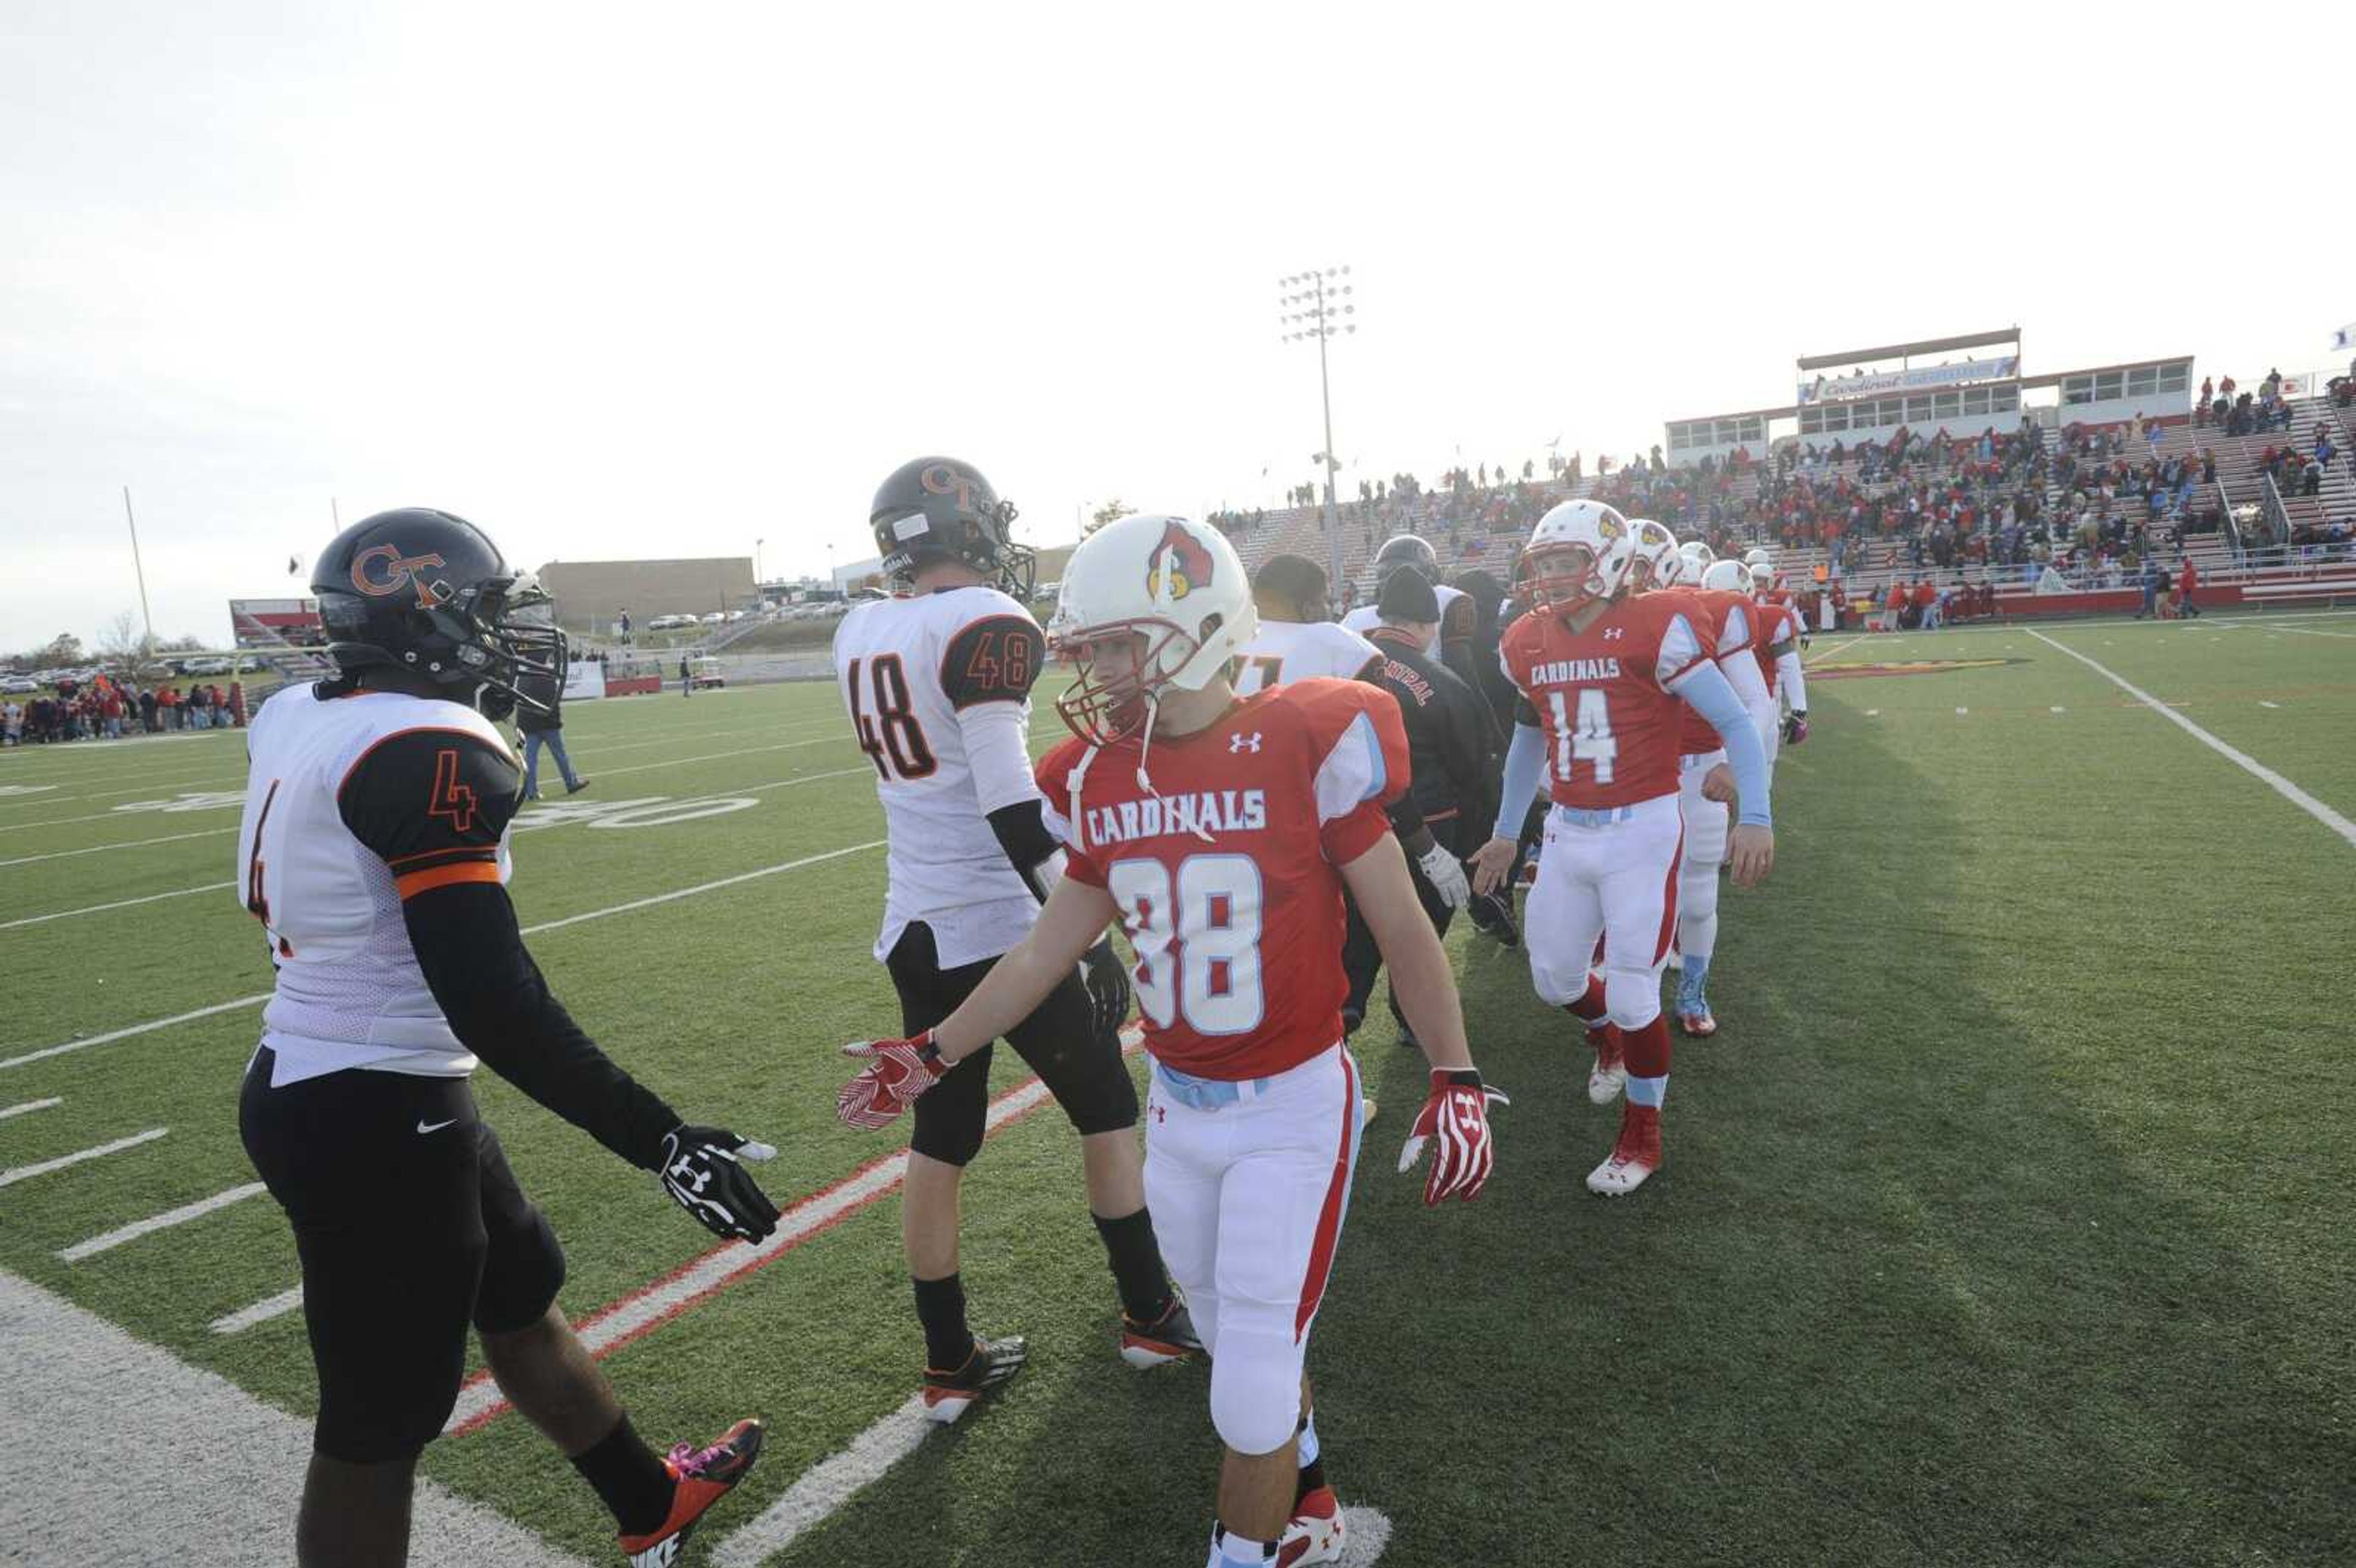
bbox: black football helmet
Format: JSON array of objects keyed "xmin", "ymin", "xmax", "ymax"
[
  {"xmin": 869, "ymin": 456, "xmax": 1034, "ymax": 599},
  {"xmin": 1372, "ymin": 533, "xmax": 1441, "ymax": 588},
  {"xmin": 310, "ymin": 508, "xmax": 564, "ymax": 718}
]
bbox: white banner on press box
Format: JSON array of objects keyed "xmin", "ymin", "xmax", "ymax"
[
  {"xmin": 1798, "ymin": 356, "xmax": 2019, "ymax": 407},
  {"xmin": 563, "ymin": 660, "xmax": 604, "ymax": 701}
]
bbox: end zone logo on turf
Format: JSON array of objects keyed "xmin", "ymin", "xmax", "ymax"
[{"xmin": 1812, "ymin": 658, "xmax": 2031, "ymax": 682}]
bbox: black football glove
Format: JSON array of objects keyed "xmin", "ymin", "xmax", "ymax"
[
  {"xmin": 658, "ymin": 1125, "xmax": 780, "ymax": 1243},
  {"xmin": 1079, "ymin": 938, "xmax": 1133, "ymax": 1042}
]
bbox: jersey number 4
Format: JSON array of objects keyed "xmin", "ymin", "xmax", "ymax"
[
  {"xmin": 1547, "ymin": 688, "xmax": 1618, "ymax": 784},
  {"xmin": 1107, "ymin": 855, "xmax": 1264, "ymax": 1035},
  {"xmin": 847, "ymin": 655, "xmax": 937, "ymax": 781}
]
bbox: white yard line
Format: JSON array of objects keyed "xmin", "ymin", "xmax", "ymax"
[
  {"xmin": 1, "ymin": 841, "xmax": 887, "ymax": 1070},
  {"xmin": 0, "ymin": 771, "xmax": 247, "ymax": 812},
  {"xmin": 2026, "ymin": 629, "xmax": 2356, "ymax": 850},
  {"xmin": 0, "ymin": 1128, "xmax": 168, "ymax": 1189},
  {"xmin": 209, "ymin": 1284, "xmax": 305, "ymax": 1334},
  {"xmin": 1, "ymin": 1269, "xmax": 596, "ymax": 1567},
  {"xmin": 709, "ymin": 1397, "xmax": 934, "ymax": 1566},
  {"xmin": 0, "ymin": 800, "xmax": 244, "ymax": 834},
  {"xmin": 58, "ymin": 1182, "xmax": 269, "ymax": 1262},
  {"xmin": 0, "ymin": 1097, "xmax": 63, "ymax": 1121},
  {"xmin": 0, "ymin": 826, "xmax": 234, "ymax": 869},
  {"xmin": 0, "ymin": 881, "xmax": 238, "ymax": 932},
  {"xmin": 588, "ymin": 735, "xmax": 845, "ymax": 780},
  {"xmin": 2273, "ymin": 625, "xmax": 2356, "ymax": 640},
  {"xmin": 1808, "ymin": 636, "xmax": 1865, "ymax": 662}
]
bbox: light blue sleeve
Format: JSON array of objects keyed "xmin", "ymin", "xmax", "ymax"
[
  {"xmin": 1492, "ymin": 721, "xmax": 1548, "ymax": 841},
  {"xmin": 1671, "ymin": 659, "xmax": 1773, "ymax": 828}
]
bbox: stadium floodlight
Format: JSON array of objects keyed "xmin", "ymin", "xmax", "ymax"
[{"xmin": 1276, "ymin": 266, "xmax": 1359, "ymax": 600}]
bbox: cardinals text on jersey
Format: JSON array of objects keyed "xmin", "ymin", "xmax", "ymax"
[
  {"xmin": 1499, "ymin": 592, "xmax": 1706, "ymax": 809},
  {"xmin": 1231, "ymin": 618, "xmax": 1381, "ymax": 696},
  {"xmin": 1034, "ymin": 679, "xmax": 1410, "ymax": 1081},
  {"xmin": 237, "ymin": 684, "xmax": 520, "ymax": 1085},
  {"xmin": 834, "ymin": 586, "xmax": 1050, "ymax": 967}
]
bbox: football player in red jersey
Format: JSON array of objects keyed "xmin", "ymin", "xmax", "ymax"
[
  {"xmin": 834, "ymin": 513, "xmax": 1501, "ymax": 1568},
  {"xmin": 1745, "ymin": 559, "xmax": 1811, "ymax": 756},
  {"xmin": 1468, "ymin": 500, "xmax": 1775, "ymax": 1196}
]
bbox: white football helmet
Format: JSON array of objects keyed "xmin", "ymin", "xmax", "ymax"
[
  {"xmin": 1046, "ymin": 513, "xmax": 1258, "ymax": 744},
  {"xmin": 1517, "ymin": 499, "xmax": 1634, "ymax": 613},
  {"xmin": 1623, "ymin": 519, "xmax": 1680, "ymax": 595},
  {"xmin": 1747, "ymin": 561, "xmax": 1777, "ymax": 594},
  {"xmin": 1742, "ymin": 547, "xmax": 1774, "ymax": 569},
  {"xmin": 1700, "ymin": 559, "xmax": 1750, "ymax": 594},
  {"xmin": 1677, "ymin": 540, "xmax": 1717, "ymax": 583}
]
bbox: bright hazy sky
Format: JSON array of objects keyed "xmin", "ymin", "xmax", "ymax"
[{"xmin": 5, "ymin": 1, "xmax": 2350, "ymax": 651}]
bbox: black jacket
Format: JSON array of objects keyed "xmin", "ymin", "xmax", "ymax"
[
  {"xmin": 1365, "ymin": 625, "xmax": 1495, "ymax": 826},
  {"xmin": 515, "ymin": 668, "xmax": 564, "ymax": 733}
]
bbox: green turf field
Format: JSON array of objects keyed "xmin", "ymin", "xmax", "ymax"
[{"xmin": 2, "ymin": 609, "xmax": 2352, "ymax": 1566}]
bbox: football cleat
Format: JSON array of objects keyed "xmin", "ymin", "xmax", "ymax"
[
  {"xmin": 1586, "ymin": 1104, "xmax": 1661, "ymax": 1197},
  {"xmin": 1278, "ymin": 1485, "xmax": 1348, "ymax": 1566},
  {"xmin": 1587, "ymin": 1024, "xmax": 1626, "ymax": 1105},
  {"xmin": 1676, "ymin": 1007, "xmax": 1717, "ymax": 1038},
  {"xmin": 922, "ymin": 1334, "xmax": 1028, "ymax": 1424},
  {"xmin": 1664, "ymin": 947, "xmax": 1683, "ymax": 972},
  {"xmin": 617, "ymin": 1417, "xmax": 764, "ymax": 1567},
  {"xmin": 1120, "ymin": 1298, "xmax": 1204, "ymax": 1369},
  {"xmin": 1468, "ymin": 890, "xmax": 1520, "ymax": 947}
]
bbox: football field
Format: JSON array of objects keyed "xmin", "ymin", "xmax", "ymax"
[{"xmin": 2, "ymin": 611, "xmax": 2352, "ymax": 1567}]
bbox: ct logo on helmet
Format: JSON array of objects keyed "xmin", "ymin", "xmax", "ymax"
[
  {"xmin": 1145, "ymin": 520, "xmax": 1215, "ymax": 602},
  {"xmin": 351, "ymin": 544, "xmax": 450, "ymax": 609},
  {"xmin": 920, "ymin": 463, "xmax": 976, "ymax": 513}
]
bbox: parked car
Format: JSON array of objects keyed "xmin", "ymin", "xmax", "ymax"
[
  {"xmin": 688, "ymin": 656, "xmax": 726, "ymax": 690},
  {"xmin": 1, "ymin": 675, "xmax": 38, "ymax": 695}
]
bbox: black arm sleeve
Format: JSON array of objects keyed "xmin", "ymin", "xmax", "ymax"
[
  {"xmin": 402, "ymin": 883, "xmax": 681, "ymax": 1170},
  {"xmin": 987, "ymin": 798, "xmax": 1064, "ymax": 903},
  {"xmin": 341, "ymin": 728, "xmax": 677, "ymax": 1169}
]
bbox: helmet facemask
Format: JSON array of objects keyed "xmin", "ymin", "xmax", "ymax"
[
  {"xmin": 1519, "ymin": 541, "xmax": 1614, "ymax": 614},
  {"xmin": 1050, "ymin": 611, "xmax": 1226, "ymax": 746}
]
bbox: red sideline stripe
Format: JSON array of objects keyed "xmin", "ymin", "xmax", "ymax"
[
  {"xmin": 1651, "ymin": 819, "xmax": 1685, "ymax": 966},
  {"xmin": 445, "ymin": 1036, "xmax": 1144, "ymax": 1437},
  {"xmin": 1293, "ymin": 1050, "xmax": 1358, "ymax": 1343}
]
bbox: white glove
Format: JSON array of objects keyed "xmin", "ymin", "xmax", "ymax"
[{"xmin": 1417, "ymin": 840, "xmax": 1472, "ymax": 909}]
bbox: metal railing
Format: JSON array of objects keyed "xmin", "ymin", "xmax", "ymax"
[
  {"xmin": 2216, "ymin": 481, "xmax": 2244, "ymax": 559},
  {"xmin": 2260, "ymin": 473, "xmax": 2293, "ymax": 547}
]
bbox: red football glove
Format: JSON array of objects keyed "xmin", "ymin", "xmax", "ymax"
[
  {"xmin": 1397, "ymin": 1069, "xmax": 1506, "ymax": 1205},
  {"xmin": 837, "ymin": 1031, "xmax": 947, "ymax": 1130}
]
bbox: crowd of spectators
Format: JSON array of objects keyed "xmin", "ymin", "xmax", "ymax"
[
  {"xmin": 0, "ymin": 675, "xmax": 236, "ymax": 746},
  {"xmin": 2194, "ymin": 370, "xmax": 2298, "ymax": 436}
]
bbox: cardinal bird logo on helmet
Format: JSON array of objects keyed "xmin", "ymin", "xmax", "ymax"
[{"xmin": 1145, "ymin": 520, "xmax": 1215, "ymax": 602}]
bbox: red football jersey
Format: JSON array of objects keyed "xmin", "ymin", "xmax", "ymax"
[
  {"xmin": 1036, "ymin": 678, "xmax": 1409, "ymax": 1081},
  {"xmin": 1499, "ymin": 591, "xmax": 1706, "ymax": 808},
  {"xmin": 1752, "ymin": 601, "xmax": 1800, "ymax": 698},
  {"xmin": 1668, "ymin": 588, "xmax": 1758, "ymax": 758}
]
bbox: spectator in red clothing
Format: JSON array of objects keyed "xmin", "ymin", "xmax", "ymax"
[
  {"xmin": 1884, "ymin": 582, "xmax": 1907, "ymax": 631},
  {"xmin": 1912, "ymin": 578, "xmax": 1939, "ymax": 632},
  {"xmin": 2174, "ymin": 555, "xmax": 2201, "ymax": 618}
]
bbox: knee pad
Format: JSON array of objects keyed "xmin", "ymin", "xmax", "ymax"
[
  {"xmin": 1207, "ymin": 1327, "xmax": 1306, "ymax": 1456},
  {"xmin": 909, "ymin": 1045, "xmax": 992, "ymax": 1167},
  {"xmin": 1679, "ymin": 857, "xmax": 1720, "ymax": 928},
  {"xmin": 1606, "ymin": 963, "xmax": 1661, "ymax": 1032},
  {"xmin": 472, "ymin": 1205, "xmax": 567, "ymax": 1336},
  {"xmin": 1530, "ymin": 951, "xmax": 1592, "ymax": 1009}
]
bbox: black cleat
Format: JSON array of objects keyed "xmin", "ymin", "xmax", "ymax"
[{"xmin": 922, "ymin": 1334, "xmax": 1027, "ymax": 1424}]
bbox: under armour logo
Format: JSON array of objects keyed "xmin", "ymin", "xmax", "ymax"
[
  {"xmin": 1603, "ymin": 628, "xmax": 1626, "ymax": 640},
  {"xmin": 1229, "ymin": 732, "xmax": 1262, "ymax": 753}
]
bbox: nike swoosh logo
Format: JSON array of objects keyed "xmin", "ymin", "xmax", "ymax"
[{"xmin": 416, "ymin": 1118, "xmax": 458, "ymax": 1135}]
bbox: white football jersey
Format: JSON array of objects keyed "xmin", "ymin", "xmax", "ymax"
[
  {"xmin": 1232, "ymin": 618, "xmax": 1381, "ymax": 696},
  {"xmin": 237, "ymin": 685, "xmax": 518, "ymax": 1085},
  {"xmin": 1341, "ymin": 581, "xmax": 1470, "ymax": 659},
  {"xmin": 834, "ymin": 587, "xmax": 1049, "ymax": 967}
]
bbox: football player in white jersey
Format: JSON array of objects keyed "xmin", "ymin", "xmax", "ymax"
[
  {"xmin": 1233, "ymin": 553, "xmax": 1381, "ymax": 694},
  {"xmin": 833, "ymin": 457, "xmax": 1198, "ymax": 1424},
  {"xmin": 1339, "ymin": 534, "xmax": 1479, "ymax": 688},
  {"xmin": 237, "ymin": 509, "xmax": 777, "ymax": 1568}
]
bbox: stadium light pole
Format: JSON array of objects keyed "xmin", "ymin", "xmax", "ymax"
[
  {"xmin": 121, "ymin": 486, "xmax": 155, "ymax": 653},
  {"xmin": 1277, "ymin": 267, "xmax": 1356, "ymax": 610}
]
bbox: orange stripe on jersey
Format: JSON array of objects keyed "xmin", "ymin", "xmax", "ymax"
[{"xmin": 395, "ymin": 860, "xmax": 502, "ymax": 899}]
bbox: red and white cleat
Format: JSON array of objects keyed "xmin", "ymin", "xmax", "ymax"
[
  {"xmin": 1587, "ymin": 1024, "xmax": 1627, "ymax": 1105},
  {"xmin": 1585, "ymin": 1104, "xmax": 1661, "ymax": 1197},
  {"xmin": 921, "ymin": 1334, "xmax": 1028, "ymax": 1424},
  {"xmin": 1119, "ymin": 1299, "xmax": 1204, "ymax": 1369},
  {"xmin": 618, "ymin": 1418, "xmax": 764, "ymax": 1567},
  {"xmin": 1676, "ymin": 1007, "xmax": 1717, "ymax": 1038},
  {"xmin": 1277, "ymin": 1485, "xmax": 1348, "ymax": 1566}
]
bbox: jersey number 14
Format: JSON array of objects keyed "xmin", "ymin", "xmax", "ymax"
[{"xmin": 1547, "ymin": 688, "xmax": 1618, "ymax": 784}]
